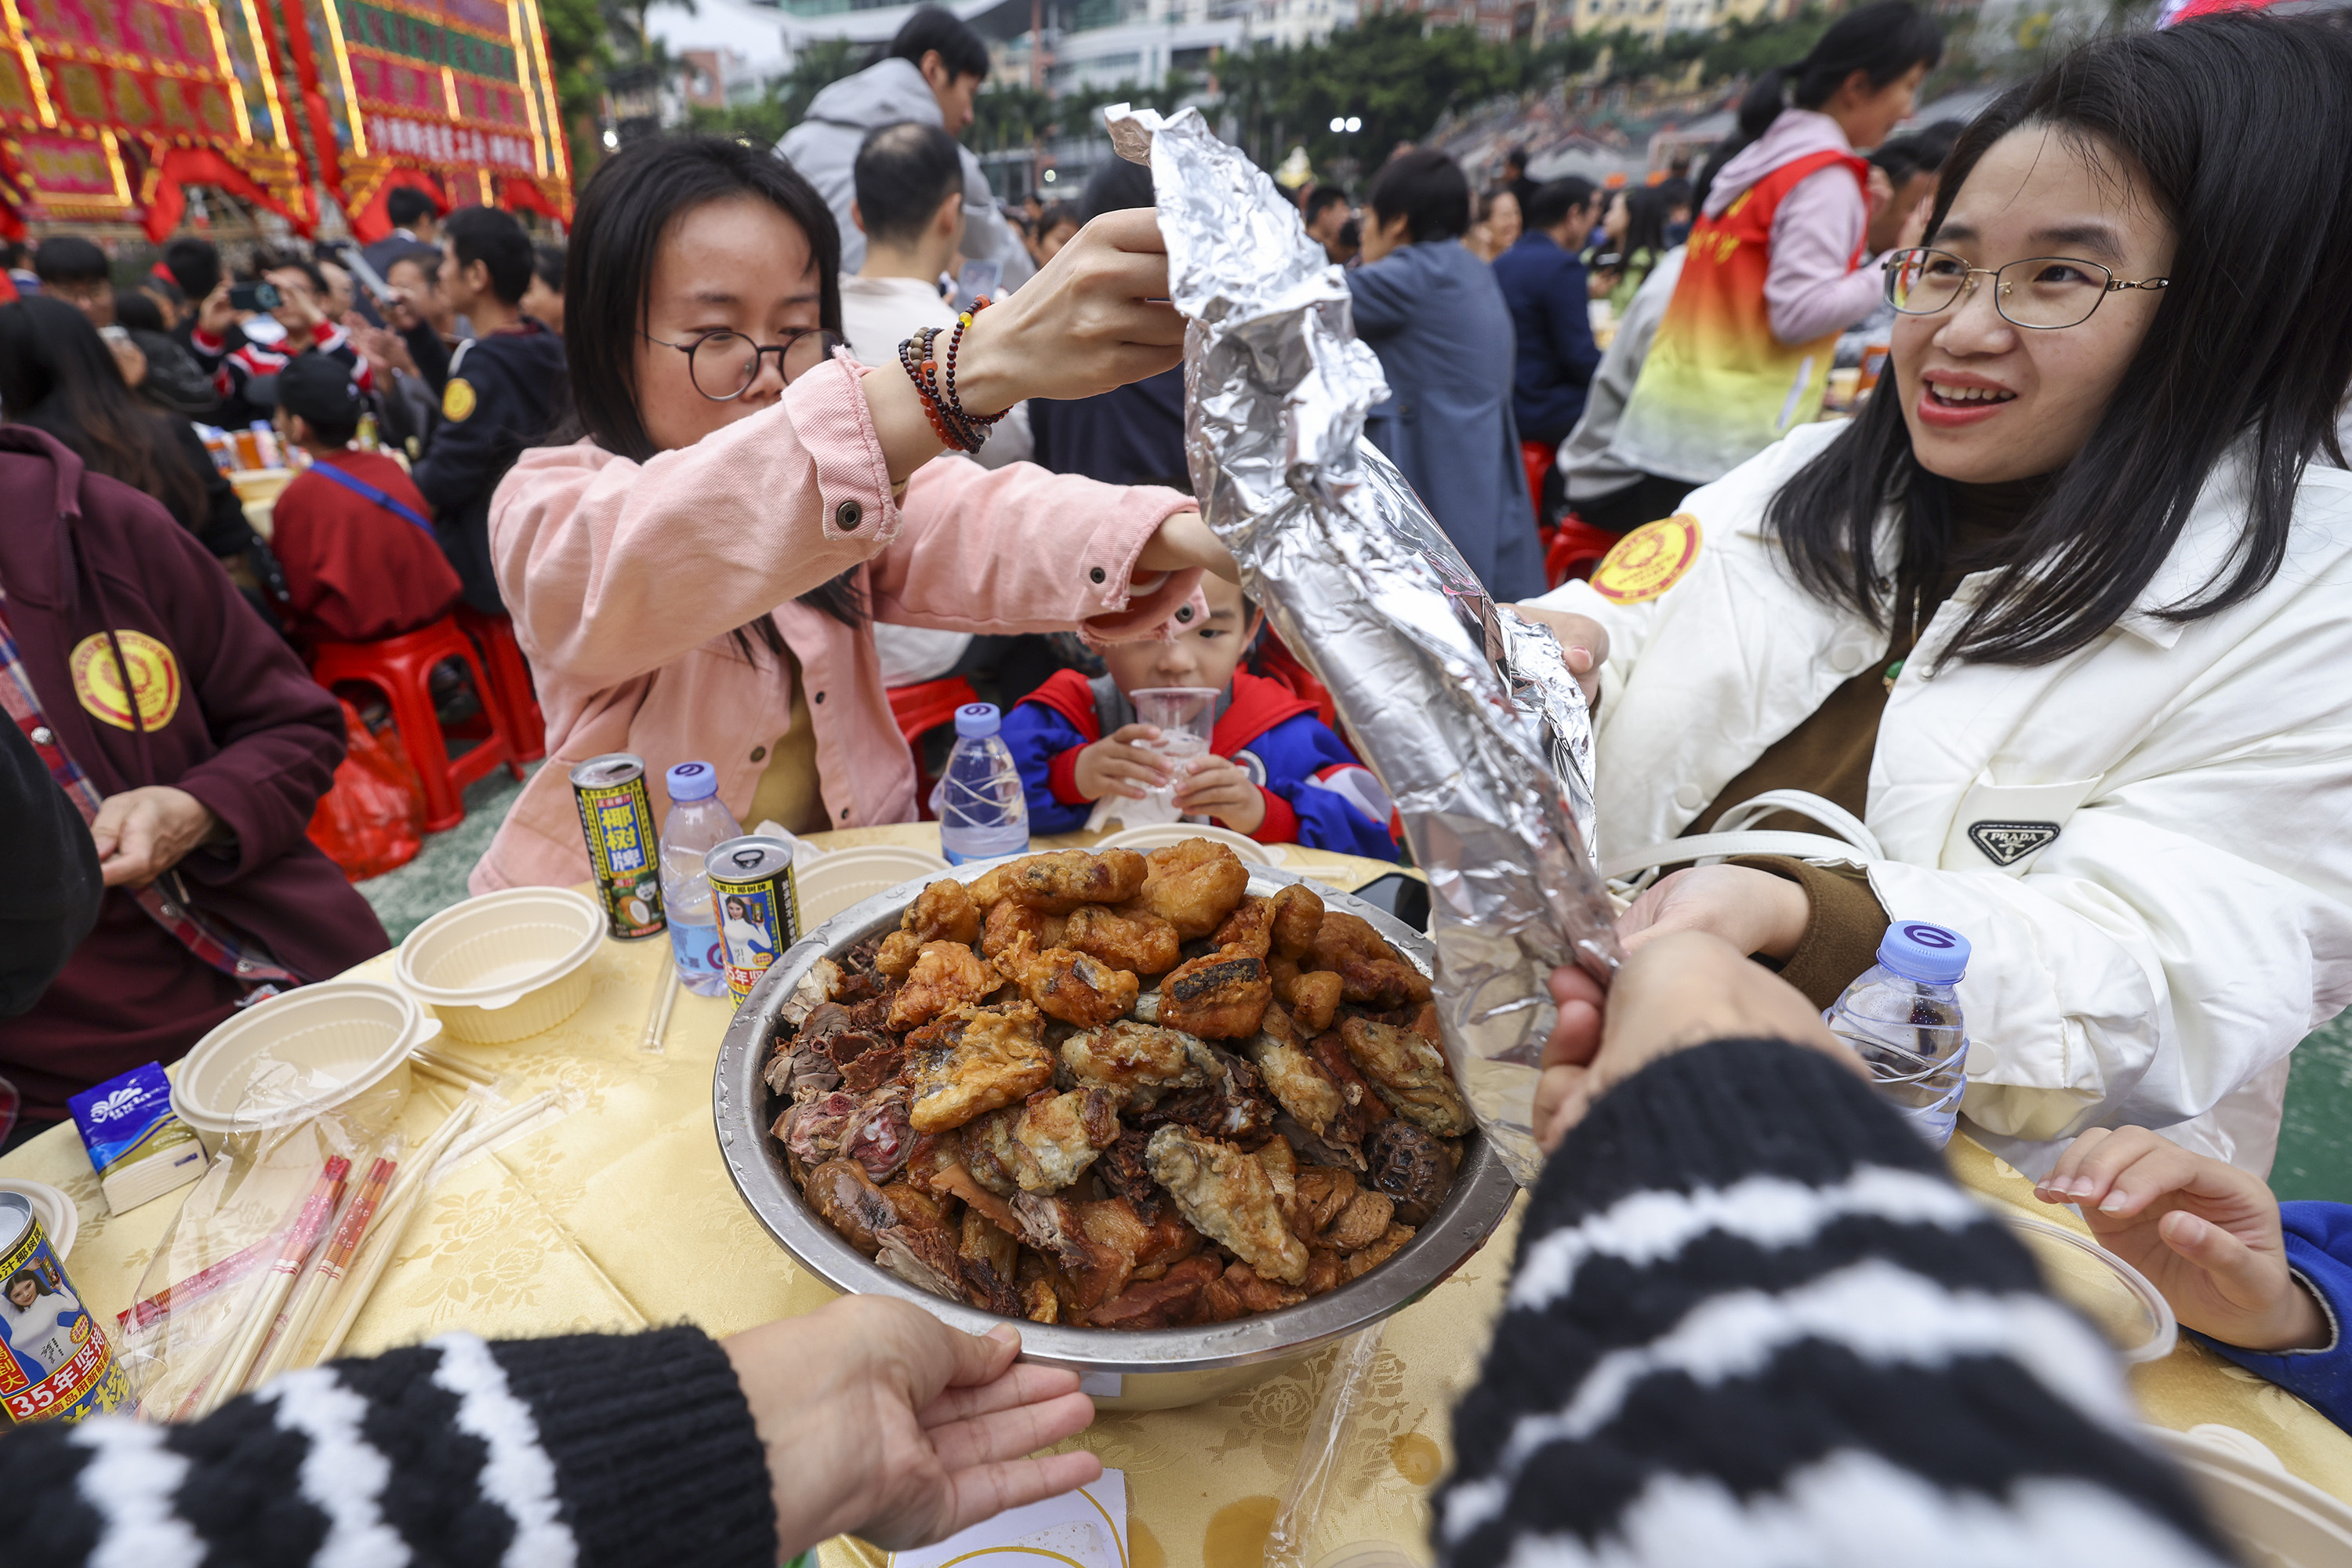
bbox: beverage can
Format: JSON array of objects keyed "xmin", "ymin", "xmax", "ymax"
[
  {"xmin": 569, "ymin": 753, "xmax": 667, "ymax": 940},
  {"xmin": 0, "ymin": 1192, "xmax": 129, "ymax": 1426},
  {"xmin": 706, "ymin": 837, "xmax": 800, "ymax": 1004}
]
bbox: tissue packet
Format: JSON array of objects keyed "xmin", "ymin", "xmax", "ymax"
[{"xmin": 69, "ymin": 1062, "xmax": 208, "ymax": 1214}]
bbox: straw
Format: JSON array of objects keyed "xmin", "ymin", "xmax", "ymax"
[
  {"xmin": 300, "ymin": 1099, "xmax": 478, "ymax": 1369},
  {"xmin": 412, "ymin": 1045, "xmax": 496, "ymax": 1084},
  {"xmin": 248, "ymin": 1152, "xmax": 397, "ymax": 1389},
  {"xmin": 640, "ymin": 966, "xmax": 678, "ymax": 1054},
  {"xmin": 186, "ymin": 1156, "xmax": 351, "ymax": 1419}
]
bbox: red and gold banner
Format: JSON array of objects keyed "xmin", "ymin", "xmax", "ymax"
[{"xmin": 0, "ymin": 0, "xmax": 567, "ymax": 236}]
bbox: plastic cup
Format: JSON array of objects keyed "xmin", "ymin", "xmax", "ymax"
[{"xmin": 1123, "ymin": 687, "xmax": 1220, "ymax": 826}]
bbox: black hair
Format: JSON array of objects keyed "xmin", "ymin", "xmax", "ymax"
[
  {"xmin": 1081, "ymin": 156, "xmax": 1156, "ymax": 223},
  {"xmin": 444, "ymin": 205, "xmax": 533, "ymax": 305},
  {"xmin": 113, "ymin": 290, "xmax": 165, "ymax": 332},
  {"xmin": 387, "ymin": 187, "xmax": 443, "ymax": 228},
  {"xmin": 0, "ymin": 296, "xmax": 206, "ymax": 525},
  {"xmin": 1503, "ymin": 146, "xmax": 1528, "ymax": 172},
  {"xmin": 162, "ymin": 237, "xmax": 221, "ymax": 300},
  {"xmin": 1035, "ymin": 201, "xmax": 1081, "ymax": 238},
  {"xmin": 1653, "ymin": 175, "xmax": 1693, "ymax": 214},
  {"xmin": 1621, "ymin": 184, "xmax": 1673, "ymax": 256},
  {"xmin": 1303, "ymin": 183, "xmax": 1350, "ymax": 223},
  {"xmin": 33, "ymin": 235, "xmax": 107, "ymax": 285},
  {"xmin": 1367, "ymin": 150, "xmax": 1471, "ymax": 245},
  {"xmin": 259, "ymin": 252, "xmax": 330, "ymax": 299},
  {"xmin": 1765, "ymin": 13, "xmax": 2352, "ymax": 669},
  {"xmin": 1870, "ymin": 118, "xmax": 1965, "ymax": 184},
  {"xmin": 887, "ymin": 5, "xmax": 989, "ymax": 82},
  {"xmin": 532, "ymin": 242, "xmax": 566, "ymax": 293},
  {"xmin": 383, "ymin": 244, "xmax": 441, "ymax": 285},
  {"xmin": 1524, "ymin": 176, "xmax": 1595, "ymax": 232},
  {"xmin": 2, "ymin": 241, "xmax": 27, "ymax": 268},
  {"xmin": 559, "ymin": 134, "xmax": 861, "ymax": 642},
  {"xmin": 1696, "ymin": 0, "xmax": 1943, "ymax": 208},
  {"xmin": 854, "ymin": 120, "xmax": 966, "ymax": 249}
]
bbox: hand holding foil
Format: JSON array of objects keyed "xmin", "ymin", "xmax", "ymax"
[{"xmin": 1105, "ymin": 104, "xmax": 1623, "ymax": 1185}]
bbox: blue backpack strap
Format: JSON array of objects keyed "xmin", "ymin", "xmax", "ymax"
[{"xmin": 307, "ymin": 457, "xmax": 437, "ymax": 535}]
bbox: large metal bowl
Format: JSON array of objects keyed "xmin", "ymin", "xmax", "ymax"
[{"xmin": 713, "ymin": 862, "xmax": 1518, "ymax": 1410}]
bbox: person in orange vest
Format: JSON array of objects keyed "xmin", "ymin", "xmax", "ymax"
[{"xmin": 1602, "ymin": 0, "xmax": 1944, "ymax": 522}]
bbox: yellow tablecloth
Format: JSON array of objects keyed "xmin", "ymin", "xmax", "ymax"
[{"xmin": 5, "ymin": 825, "xmax": 2348, "ymax": 1568}]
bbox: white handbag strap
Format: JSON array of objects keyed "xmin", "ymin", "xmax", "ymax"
[{"xmin": 1601, "ymin": 790, "xmax": 1882, "ymax": 883}]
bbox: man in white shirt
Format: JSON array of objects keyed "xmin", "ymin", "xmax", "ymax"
[{"xmin": 843, "ymin": 120, "xmax": 1033, "ymax": 687}]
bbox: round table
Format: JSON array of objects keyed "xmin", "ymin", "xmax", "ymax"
[{"xmin": 5, "ymin": 825, "xmax": 2347, "ymax": 1568}]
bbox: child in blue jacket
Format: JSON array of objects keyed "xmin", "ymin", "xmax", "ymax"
[
  {"xmin": 1000, "ymin": 574, "xmax": 1399, "ymax": 861},
  {"xmin": 2037, "ymin": 1125, "xmax": 2350, "ymax": 1430}
]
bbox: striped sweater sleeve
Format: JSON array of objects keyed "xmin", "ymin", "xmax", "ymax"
[
  {"xmin": 1436, "ymin": 1037, "xmax": 2233, "ymax": 1568},
  {"xmin": 0, "ymin": 1326, "xmax": 775, "ymax": 1568}
]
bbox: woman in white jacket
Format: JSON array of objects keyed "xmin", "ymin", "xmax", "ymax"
[{"xmin": 1523, "ymin": 14, "xmax": 2352, "ymax": 1178}]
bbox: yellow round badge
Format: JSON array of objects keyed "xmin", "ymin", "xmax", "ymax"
[
  {"xmin": 442, "ymin": 376, "xmax": 477, "ymax": 422},
  {"xmin": 1589, "ymin": 513, "xmax": 1703, "ymax": 605},
  {"xmin": 69, "ymin": 630, "xmax": 182, "ymax": 731}
]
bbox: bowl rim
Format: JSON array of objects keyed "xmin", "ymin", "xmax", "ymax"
[
  {"xmin": 171, "ymin": 978, "xmax": 423, "ymax": 1131},
  {"xmin": 394, "ymin": 886, "xmax": 604, "ymax": 1010},
  {"xmin": 712, "ymin": 860, "xmax": 1519, "ymax": 1375},
  {"xmin": 1094, "ymin": 822, "xmax": 1282, "ymax": 866}
]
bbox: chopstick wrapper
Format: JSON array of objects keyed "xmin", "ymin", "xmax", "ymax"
[{"xmin": 1105, "ymin": 103, "xmax": 1624, "ymax": 1185}]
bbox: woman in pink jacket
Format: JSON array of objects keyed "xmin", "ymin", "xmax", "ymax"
[{"xmin": 470, "ymin": 136, "xmax": 1227, "ymax": 892}]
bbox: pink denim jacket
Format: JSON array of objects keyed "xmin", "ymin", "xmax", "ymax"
[{"xmin": 469, "ymin": 355, "xmax": 1200, "ymax": 893}]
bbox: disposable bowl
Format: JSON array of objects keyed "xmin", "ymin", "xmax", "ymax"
[
  {"xmin": 0, "ymin": 1178, "xmax": 78, "ymax": 1259},
  {"xmin": 713, "ymin": 862, "xmax": 1517, "ymax": 1411},
  {"xmin": 791, "ymin": 844, "xmax": 951, "ymax": 932},
  {"xmin": 394, "ymin": 887, "xmax": 604, "ymax": 1045},
  {"xmin": 171, "ymin": 980, "xmax": 429, "ymax": 1149}
]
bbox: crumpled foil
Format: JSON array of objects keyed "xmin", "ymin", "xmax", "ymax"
[{"xmin": 1107, "ymin": 105, "xmax": 1623, "ymax": 1186}]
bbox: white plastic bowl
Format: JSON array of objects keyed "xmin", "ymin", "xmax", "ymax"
[
  {"xmin": 171, "ymin": 980, "xmax": 430, "ymax": 1147},
  {"xmin": 793, "ymin": 844, "xmax": 951, "ymax": 931},
  {"xmin": 2002, "ymin": 1212, "xmax": 2178, "ymax": 1363},
  {"xmin": 394, "ymin": 887, "xmax": 605, "ymax": 1044},
  {"xmin": 0, "ymin": 1178, "xmax": 78, "ymax": 1259},
  {"xmin": 1095, "ymin": 822, "xmax": 1287, "ymax": 866}
]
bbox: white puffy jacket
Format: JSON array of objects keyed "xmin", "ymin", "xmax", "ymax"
[{"xmin": 1534, "ymin": 420, "xmax": 2352, "ymax": 1178}]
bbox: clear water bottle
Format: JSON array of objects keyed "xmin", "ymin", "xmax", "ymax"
[
  {"xmin": 659, "ymin": 760, "xmax": 742, "ymax": 996},
  {"xmin": 1824, "ymin": 920, "xmax": 1972, "ymax": 1148},
  {"xmin": 938, "ymin": 702, "xmax": 1030, "ymax": 865}
]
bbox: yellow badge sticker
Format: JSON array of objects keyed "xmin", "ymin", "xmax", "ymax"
[
  {"xmin": 442, "ymin": 376, "xmax": 477, "ymax": 422},
  {"xmin": 1588, "ymin": 513, "xmax": 1704, "ymax": 605},
  {"xmin": 69, "ymin": 630, "xmax": 182, "ymax": 731}
]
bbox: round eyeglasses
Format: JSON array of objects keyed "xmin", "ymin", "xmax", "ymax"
[
  {"xmin": 1882, "ymin": 248, "xmax": 2169, "ymax": 331},
  {"xmin": 641, "ymin": 326, "xmax": 843, "ymax": 400}
]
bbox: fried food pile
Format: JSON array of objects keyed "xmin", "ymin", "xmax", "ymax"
[{"xmin": 764, "ymin": 840, "xmax": 1470, "ymax": 1330}]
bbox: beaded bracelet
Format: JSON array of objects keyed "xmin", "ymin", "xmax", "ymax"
[{"xmin": 895, "ymin": 299, "xmax": 1004, "ymax": 455}]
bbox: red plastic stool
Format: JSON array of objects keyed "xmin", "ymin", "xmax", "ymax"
[
  {"xmin": 1546, "ymin": 516, "xmax": 1621, "ymax": 589},
  {"xmin": 310, "ymin": 618, "xmax": 522, "ymax": 833},
  {"xmin": 888, "ymin": 676, "xmax": 979, "ymax": 821},
  {"xmin": 1521, "ymin": 440, "xmax": 1556, "ymax": 532},
  {"xmin": 455, "ymin": 604, "xmax": 546, "ymax": 763}
]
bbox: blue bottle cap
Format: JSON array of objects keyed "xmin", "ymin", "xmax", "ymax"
[
  {"xmin": 953, "ymin": 702, "xmax": 1002, "ymax": 739},
  {"xmin": 1876, "ymin": 920, "xmax": 1969, "ymax": 984},
  {"xmin": 666, "ymin": 760, "xmax": 718, "ymax": 801}
]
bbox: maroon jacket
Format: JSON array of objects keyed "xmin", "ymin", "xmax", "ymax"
[{"xmin": 0, "ymin": 426, "xmax": 388, "ymax": 1122}]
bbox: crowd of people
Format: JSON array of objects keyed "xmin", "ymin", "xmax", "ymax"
[{"xmin": 3, "ymin": 3, "xmax": 2352, "ymax": 1564}]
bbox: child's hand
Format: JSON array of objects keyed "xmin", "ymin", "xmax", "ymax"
[
  {"xmin": 1174, "ymin": 755, "xmax": 1265, "ymax": 836},
  {"xmin": 2034, "ymin": 1127, "xmax": 2329, "ymax": 1352},
  {"xmin": 1073, "ymin": 724, "xmax": 1169, "ymax": 801}
]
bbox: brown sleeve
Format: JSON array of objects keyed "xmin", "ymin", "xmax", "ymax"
[{"xmin": 1730, "ymin": 855, "xmax": 1890, "ymax": 1011}]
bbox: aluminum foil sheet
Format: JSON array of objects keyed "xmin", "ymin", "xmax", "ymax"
[{"xmin": 1106, "ymin": 105, "xmax": 1623, "ymax": 1185}]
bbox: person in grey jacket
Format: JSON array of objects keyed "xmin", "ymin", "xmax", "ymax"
[
  {"xmin": 1348, "ymin": 150, "xmax": 1542, "ymax": 599},
  {"xmin": 776, "ymin": 7, "xmax": 1033, "ymax": 290}
]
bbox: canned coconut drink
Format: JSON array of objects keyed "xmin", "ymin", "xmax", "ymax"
[
  {"xmin": 570, "ymin": 753, "xmax": 667, "ymax": 940},
  {"xmin": 706, "ymin": 837, "xmax": 801, "ymax": 1004},
  {"xmin": 0, "ymin": 1192, "xmax": 129, "ymax": 1425}
]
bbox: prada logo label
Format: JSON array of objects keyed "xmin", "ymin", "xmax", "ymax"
[{"xmin": 1969, "ymin": 820, "xmax": 2060, "ymax": 866}]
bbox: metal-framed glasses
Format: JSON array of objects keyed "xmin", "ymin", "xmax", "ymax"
[
  {"xmin": 641, "ymin": 326, "xmax": 842, "ymax": 400},
  {"xmin": 1882, "ymin": 248, "xmax": 2170, "ymax": 331}
]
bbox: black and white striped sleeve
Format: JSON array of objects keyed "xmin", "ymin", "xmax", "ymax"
[
  {"xmin": 0, "ymin": 1325, "xmax": 776, "ymax": 1568},
  {"xmin": 1436, "ymin": 1036, "xmax": 2233, "ymax": 1568}
]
